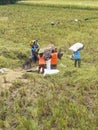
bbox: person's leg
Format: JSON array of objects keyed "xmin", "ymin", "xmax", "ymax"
[
  {"xmin": 51, "ymin": 64, "xmax": 53, "ymax": 69},
  {"xmin": 51, "ymin": 65, "xmax": 57, "ymax": 69},
  {"xmin": 33, "ymin": 54, "xmax": 37, "ymax": 63},
  {"xmin": 78, "ymin": 59, "xmax": 81, "ymax": 67},
  {"xmin": 54, "ymin": 65, "xmax": 57, "ymax": 69},
  {"xmin": 74, "ymin": 60, "xmax": 77, "ymax": 67},
  {"xmin": 41, "ymin": 65, "xmax": 45, "ymax": 74},
  {"xmin": 34, "ymin": 54, "xmax": 38, "ymax": 63},
  {"xmin": 38, "ymin": 66, "xmax": 41, "ymax": 73}
]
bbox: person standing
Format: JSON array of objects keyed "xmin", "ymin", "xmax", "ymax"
[
  {"xmin": 38, "ymin": 50, "xmax": 46, "ymax": 74},
  {"xmin": 30, "ymin": 40, "xmax": 39, "ymax": 63},
  {"xmin": 73, "ymin": 50, "xmax": 81, "ymax": 67},
  {"xmin": 50, "ymin": 49, "xmax": 58, "ymax": 69}
]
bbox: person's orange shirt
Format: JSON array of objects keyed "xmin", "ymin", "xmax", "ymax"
[
  {"xmin": 38, "ymin": 55, "xmax": 46, "ymax": 65},
  {"xmin": 51, "ymin": 52, "xmax": 58, "ymax": 65}
]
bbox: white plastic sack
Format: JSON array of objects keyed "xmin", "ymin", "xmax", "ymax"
[
  {"xmin": 0, "ymin": 69, "xmax": 5, "ymax": 73},
  {"xmin": 0, "ymin": 68, "xmax": 8, "ymax": 73},
  {"xmin": 43, "ymin": 69, "xmax": 59, "ymax": 76},
  {"xmin": 69, "ymin": 42, "xmax": 84, "ymax": 52},
  {"xmin": 46, "ymin": 59, "xmax": 51, "ymax": 70}
]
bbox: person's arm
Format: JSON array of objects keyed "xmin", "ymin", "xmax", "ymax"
[{"xmin": 58, "ymin": 51, "xmax": 63, "ymax": 60}]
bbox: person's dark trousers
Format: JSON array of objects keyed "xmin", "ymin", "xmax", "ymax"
[
  {"xmin": 51, "ymin": 64, "xmax": 57, "ymax": 69},
  {"xmin": 74, "ymin": 59, "xmax": 81, "ymax": 67},
  {"xmin": 38, "ymin": 65, "xmax": 45, "ymax": 73},
  {"xmin": 33, "ymin": 54, "xmax": 38, "ymax": 63}
]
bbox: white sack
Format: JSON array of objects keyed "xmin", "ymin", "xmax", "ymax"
[
  {"xmin": 0, "ymin": 69, "xmax": 5, "ymax": 73},
  {"xmin": 46, "ymin": 59, "xmax": 51, "ymax": 70},
  {"xmin": 43, "ymin": 69, "xmax": 59, "ymax": 76},
  {"xmin": 0, "ymin": 68, "xmax": 9, "ymax": 73},
  {"xmin": 69, "ymin": 42, "xmax": 84, "ymax": 52}
]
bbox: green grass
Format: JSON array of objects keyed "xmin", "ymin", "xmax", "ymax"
[
  {"xmin": 18, "ymin": 0, "xmax": 98, "ymax": 9},
  {"xmin": 0, "ymin": 2, "xmax": 98, "ymax": 130}
]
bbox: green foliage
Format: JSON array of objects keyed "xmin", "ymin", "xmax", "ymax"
[
  {"xmin": 36, "ymin": 75, "xmax": 98, "ymax": 129},
  {"xmin": 17, "ymin": 117, "xmax": 38, "ymax": 130}
]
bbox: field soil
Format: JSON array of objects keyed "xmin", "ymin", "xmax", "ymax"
[{"xmin": 0, "ymin": 68, "xmax": 25, "ymax": 87}]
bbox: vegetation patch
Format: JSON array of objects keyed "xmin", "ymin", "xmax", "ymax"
[{"xmin": 18, "ymin": 0, "xmax": 98, "ymax": 10}]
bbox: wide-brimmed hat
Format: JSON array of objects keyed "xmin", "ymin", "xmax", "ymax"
[{"xmin": 38, "ymin": 49, "xmax": 44, "ymax": 54}]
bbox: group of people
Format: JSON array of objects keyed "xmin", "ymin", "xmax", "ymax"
[
  {"xmin": 23, "ymin": 39, "xmax": 81, "ymax": 73},
  {"xmin": 27, "ymin": 39, "xmax": 63, "ymax": 74}
]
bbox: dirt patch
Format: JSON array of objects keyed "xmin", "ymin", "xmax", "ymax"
[
  {"xmin": 0, "ymin": 68, "xmax": 25, "ymax": 88},
  {"xmin": 0, "ymin": 17, "xmax": 8, "ymax": 21}
]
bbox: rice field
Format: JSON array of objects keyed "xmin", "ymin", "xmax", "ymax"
[
  {"xmin": 18, "ymin": 0, "xmax": 98, "ymax": 9},
  {"xmin": 0, "ymin": 1, "xmax": 98, "ymax": 130}
]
